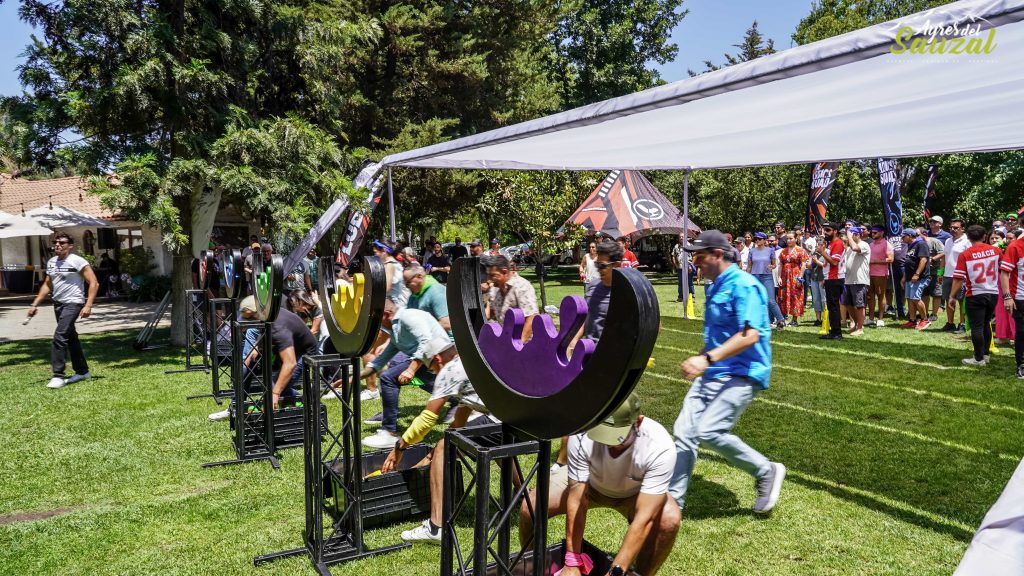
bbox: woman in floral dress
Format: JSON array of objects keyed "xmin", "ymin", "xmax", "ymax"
[{"xmin": 777, "ymin": 234, "xmax": 809, "ymax": 327}]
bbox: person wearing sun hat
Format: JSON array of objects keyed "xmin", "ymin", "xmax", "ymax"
[{"xmin": 519, "ymin": 393, "xmax": 680, "ymax": 576}]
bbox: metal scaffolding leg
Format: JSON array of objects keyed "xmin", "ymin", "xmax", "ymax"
[
  {"xmin": 168, "ymin": 289, "xmax": 210, "ymax": 375},
  {"xmin": 255, "ymin": 355, "xmax": 409, "ymax": 573}
]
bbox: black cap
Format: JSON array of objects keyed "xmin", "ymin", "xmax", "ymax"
[
  {"xmin": 469, "ymin": 238, "xmax": 482, "ymax": 247},
  {"xmin": 684, "ymin": 230, "xmax": 732, "ymax": 252},
  {"xmin": 822, "ymin": 222, "xmax": 840, "ymax": 230}
]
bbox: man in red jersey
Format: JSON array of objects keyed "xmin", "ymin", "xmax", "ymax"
[
  {"xmin": 618, "ymin": 236, "xmax": 640, "ymax": 269},
  {"xmin": 1000, "ymin": 231, "xmax": 1024, "ymax": 379},
  {"xmin": 949, "ymin": 225, "xmax": 1003, "ymax": 366},
  {"xmin": 815, "ymin": 222, "xmax": 847, "ymax": 340}
]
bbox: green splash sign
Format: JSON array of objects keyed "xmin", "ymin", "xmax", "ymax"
[{"xmin": 891, "ymin": 26, "xmax": 996, "ymax": 56}]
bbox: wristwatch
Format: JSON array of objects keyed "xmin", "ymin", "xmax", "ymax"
[
  {"xmin": 394, "ymin": 440, "xmax": 405, "ymax": 452},
  {"xmin": 703, "ymin": 352, "xmax": 714, "ymax": 365},
  {"xmin": 610, "ymin": 566, "xmax": 625, "ymax": 576}
]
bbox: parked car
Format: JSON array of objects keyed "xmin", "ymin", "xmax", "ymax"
[
  {"xmin": 518, "ymin": 241, "xmax": 573, "ymax": 266},
  {"xmin": 631, "ymin": 235, "xmax": 674, "ymax": 272}
]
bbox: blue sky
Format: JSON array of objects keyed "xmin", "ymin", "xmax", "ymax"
[{"xmin": 0, "ymin": 0, "xmax": 812, "ymax": 96}]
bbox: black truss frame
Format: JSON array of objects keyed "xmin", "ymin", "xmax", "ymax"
[
  {"xmin": 255, "ymin": 354, "xmax": 409, "ymax": 574},
  {"xmin": 202, "ymin": 320, "xmax": 279, "ymax": 469},
  {"xmin": 441, "ymin": 423, "xmax": 550, "ymax": 576},
  {"xmin": 168, "ymin": 289, "xmax": 210, "ymax": 375},
  {"xmin": 208, "ymin": 298, "xmax": 236, "ymax": 405}
]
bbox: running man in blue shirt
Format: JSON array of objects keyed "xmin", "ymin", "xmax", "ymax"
[{"xmin": 670, "ymin": 230, "xmax": 786, "ymax": 514}]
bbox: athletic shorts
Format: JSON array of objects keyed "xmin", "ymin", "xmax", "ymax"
[
  {"xmin": 906, "ymin": 279, "xmax": 929, "ymax": 301},
  {"xmin": 841, "ymin": 284, "xmax": 868, "ymax": 308},
  {"xmin": 941, "ymin": 277, "xmax": 966, "ymax": 301}
]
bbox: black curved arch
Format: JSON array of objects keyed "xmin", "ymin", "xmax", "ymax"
[
  {"xmin": 197, "ymin": 250, "xmax": 216, "ymax": 291},
  {"xmin": 253, "ymin": 253, "xmax": 284, "ymax": 322},
  {"xmin": 448, "ymin": 257, "xmax": 659, "ymax": 440},
  {"xmin": 221, "ymin": 249, "xmax": 245, "ymax": 300},
  {"xmin": 317, "ymin": 256, "xmax": 386, "ymax": 357}
]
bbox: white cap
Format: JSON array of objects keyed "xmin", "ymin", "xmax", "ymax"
[
  {"xmin": 929, "ymin": 215, "xmax": 943, "ymax": 224},
  {"xmin": 419, "ymin": 338, "xmax": 454, "ymax": 364}
]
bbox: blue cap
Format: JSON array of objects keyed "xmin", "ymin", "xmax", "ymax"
[
  {"xmin": 901, "ymin": 228, "xmax": 918, "ymax": 237},
  {"xmin": 848, "ymin": 226, "xmax": 863, "ymax": 235},
  {"xmin": 753, "ymin": 232, "xmax": 767, "ymax": 239},
  {"xmin": 371, "ymin": 240, "xmax": 394, "ymax": 255}
]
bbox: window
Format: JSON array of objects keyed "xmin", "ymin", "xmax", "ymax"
[{"xmin": 117, "ymin": 228, "xmax": 143, "ymax": 250}]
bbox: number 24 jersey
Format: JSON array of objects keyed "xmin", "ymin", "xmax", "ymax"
[{"xmin": 953, "ymin": 243, "xmax": 1002, "ymax": 297}]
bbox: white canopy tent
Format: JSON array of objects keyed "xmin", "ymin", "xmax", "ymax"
[
  {"xmin": 368, "ymin": 0, "xmax": 1024, "ymax": 320},
  {"xmin": 0, "ymin": 211, "xmax": 54, "ymax": 239},
  {"xmin": 381, "ymin": 0, "xmax": 1024, "ymax": 171},
  {"xmin": 25, "ymin": 205, "xmax": 113, "ymax": 228}
]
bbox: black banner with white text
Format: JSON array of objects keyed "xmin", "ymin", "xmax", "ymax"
[
  {"xmin": 877, "ymin": 158, "xmax": 904, "ymax": 238},
  {"xmin": 805, "ymin": 161, "xmax": 839, "ymax": 234}
]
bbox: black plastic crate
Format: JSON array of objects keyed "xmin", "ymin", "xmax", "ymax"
[
  {"xmin": 325, "ymin": 443, "xmax": 462, "ymax": 529},
  {"xmin": 230, "ymin": 399, "xmax": 327, "ymax": 449},
  {"xmin": 467, "ymin": 538, "xmax": 637, "ymax": 576}
]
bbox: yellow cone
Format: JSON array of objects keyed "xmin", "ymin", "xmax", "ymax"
[
  {"xmin": 820, "ymin": 308, "xmax": 830, "ymax": 335},
  {"xmin": 990, "ymin": 333, "xmax": 998, "ymax": 354},
  {"xmin": 647, "ymin": 357, "xmax": 656, "ymax": 369},
  {"xmin": 686, "ymin": 294, "xmax": 696, "ymax": 318}
]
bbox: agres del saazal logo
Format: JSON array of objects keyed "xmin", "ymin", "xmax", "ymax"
[{"xmin": 890, "ymin": 11, "xmax": 997, "ymax": 56}]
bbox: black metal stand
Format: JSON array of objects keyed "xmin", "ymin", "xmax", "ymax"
[
  {"xmin": 441, "ymin": 423, "xmax": 550, "ymax": 576},
  {"xmin": 202, "ymin": 320, "xmax": 279, "ymax": 469},
  {"xmin": 255, "ymin": 354, "xmax": 409, "ymax": 573},
  {"xmin": 133, "ymin": 291, "xmax": 171, "ymax": 351},
  {"xmin": 167, "ymin": 289, "xmax": 210, "ymax": 375},
  {"xmin": 207, "ymin": 298, "xmax": 236, "ymax": 405}
]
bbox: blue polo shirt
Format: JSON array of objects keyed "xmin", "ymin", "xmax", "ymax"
[{"xmin": 703, "ymin": 264, "xmax": 772, "ymax": 389}]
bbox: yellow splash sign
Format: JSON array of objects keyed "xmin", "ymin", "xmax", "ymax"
[{"xmin": 330, "ymin": 274, "xmax": 365, "ymax": 332}]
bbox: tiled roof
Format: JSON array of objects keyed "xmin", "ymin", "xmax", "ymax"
[{"xmin": 0, "ymin": 173, "xmax": 121, "ymax": 220}]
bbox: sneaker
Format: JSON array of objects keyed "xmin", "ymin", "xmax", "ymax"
[
  {"xmin": 1017, "ymin": 364, "xmax": 1024, "ymax": 379},
  {"xmin": 915, "ymin": 320, "xmax": 931, "ymax": 330},
  {"xmin": 363, "ymin": 429, "xmax": 399, "ymax": 450},
  {"xmin": 441, "ymin": 410, "xmax": 456, "ymax": 425},
  {"xmin": 812, "ymin": 320, "xmax": 822, "ymax": 327},
  {"xmin": 322, "ymin": 388, "xmax": 340, "ymax": 401},
  {"xmin": 360, "ymin": 388, "xmax": 380, "ymax": 402},
  {"xmin": 753, "ymin": 462, "xmax": 787, "ymax": 514},
  {"xmin": 550, "ymin": 462, "xmax": 566, "ymax": 473},
  {"xmin": 939, "ymin": 322, "xmax": 956, "ymax": 332},
  {"xmin": 875, "ymin": 320, "xmax": 885, "ymax": 328},
  {"xmin": 47, "ymin": 376, "xmax": 67, "ymax": 389},
  {"xmin": 849, "ymin": 329, "xmax": 864, "ymax": 337},
  {"xmin": 952, "ymin": 324, "xmax": 966, "ymax": 335},
  {"xmin": 209, "ymin": 407, "xmax": 231, "ymax": 421},
  {"xmin": 788, "ymin": 320, "xmax": 799, "ymax": 327},
  {"xmin": 928, "ymin": 314, "xmax": 938, "ymax": 323},
  {"xmin": 401, "ymin": 519, "xmax": 441, "ymax": 544},
  {"xmin": 899, "ymin": 321, "xmax": 916, "ymax": 329},
  {"xmin": 885, "ymin": 305, "xmax": 895, "ymax": 316},
  {"xmin": 363, "ymin": 412, "xmax": 383, "ymax": 427},
  {"xmin": 65, "ymin": 372, "xmax": 92, "ymax": 384},
  {"xmin": 864, "ymin": 319, "xmax": 876, "ymax": 327},
  {"xmin": 819, "ymin": 334, "xmax": 843, "ymax": 340},
  {"xmin": 962, "ymin": 357, "xmax": 988, "ymax": 367}
]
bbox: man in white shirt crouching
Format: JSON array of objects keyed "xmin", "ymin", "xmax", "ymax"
[{"xmin": 519, "ymin": 394, "xmax": 680, "ymax": 576}]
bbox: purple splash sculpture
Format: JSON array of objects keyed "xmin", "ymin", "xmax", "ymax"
[{"xmin": 479, "ymin": 296, "xmax": 596, "ymax": 397}]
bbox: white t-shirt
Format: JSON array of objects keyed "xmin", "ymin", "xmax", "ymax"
[
  {"xmin": 944, "ymin": 235, "xmax": 971, "ymax": 278},
  {"xmin": 429, "ymin": 357, "xmax": 491, "ymax": 416},
  {"xmin": 567, "ymin": 417, "xmax": 675, "ymax": 499},
  {"xmin": 46, "ymin": 253, "xmax": 90, "ymax": 304},
  {"xmin": 843, "ymin": 241, "xmax": 871, "ymax": 285},
  {"xmin": 739, "ymin": 246, "xmax": 750, "ymax": 269},
  {"xmin": 772, "ymin": 248, "xmax": 783, "ymax": 286}
]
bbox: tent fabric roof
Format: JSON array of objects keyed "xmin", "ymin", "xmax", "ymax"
[
  {"xmin": 0, "ymin": 211, "xmax": 54, "ymax": 239},
  {"xmin": 563, "ymin": 170, "xmax": 700, "ymax": 239},
  {"xmin": 381, "ymin": 0, "xmax": 1024, "ymax": 171},
  {"xmin": 25, "ymin": 205, "xmax": 114, "ymax": 228}
]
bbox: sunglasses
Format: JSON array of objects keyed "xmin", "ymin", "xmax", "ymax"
[
  {"xmin": 53, "ymin": 240, "xmax": 70, "ymax": 245},
  {"xmin": 595, "ymin": 261, "xmax": 619, "ymax": 270}
]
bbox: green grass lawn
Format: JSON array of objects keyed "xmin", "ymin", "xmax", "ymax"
[{"xmin": 1, "ymin": 267, "xmax": 1021, "ymax": 575}]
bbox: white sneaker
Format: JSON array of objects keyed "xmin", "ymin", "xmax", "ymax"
[
  {"xmin": 550, "ymin": 462, "xmax": 566, "ymax": 473},
  {"xmin": 962, "ymin": 357, "xmax": 988, "ymax": 367},
  {"xmin": 875, "ymin": 320, "xmax": 885, "ymax": 328},
  {"xmin": 47, "ymin": 376, "xmax": 67, "ymax": 389},
  {"xmin": 322, "ymin": 388, "xmax": 340, "ymax": 401},
  {"xmin": 363, "ymin": 429, "xmax": 398, "ymax": 450},
  {"xmin": 360, "ymin": 388, "xmax": 380, "ymax": 402},
  {"xmin": 864, "ymin": 319, "xmax": 876, "ymax": 327},
  {"xmin": 65, "ymin": 372, "xmax": 92, "ymax": 384},
  {"xmin": 208, "ymin": 408, "xmax": 231, "ymax": 421},
  {"xmin": 849, "ymin": 329, "xmax": 864, "ymax": 337},
  {"xmin": 401, "ymin": 519, "xmax": 442, "ymax": 544}
]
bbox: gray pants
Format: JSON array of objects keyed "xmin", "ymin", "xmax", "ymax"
[
  {"xmin": 669, "ymin": 375, "xmax": 770, "ymax": 509},
  {"xmin": 52, "ymin": 302, "xmax": 89, "ymax": 377}
]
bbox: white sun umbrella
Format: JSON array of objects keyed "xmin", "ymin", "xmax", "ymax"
[
  {"xmin": 25, "ymin": 205, "xmax": 113, "ymax": 228},
  {"xmin": 0, "ymin": 211, "xmax": 54, "ymax": 239}
]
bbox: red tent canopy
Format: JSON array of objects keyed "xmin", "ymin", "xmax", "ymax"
[{"xmin": 563, "ymin": 170, "xmax": 700, "ymax": 240}]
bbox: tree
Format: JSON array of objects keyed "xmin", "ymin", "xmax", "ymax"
[
  {"xmin": 690, "ymin": 20, "xmax": 775, "ymax": 76},
  {"xmin": 553, "ymin": 0, "xmax": 687, "ymax": 109}
]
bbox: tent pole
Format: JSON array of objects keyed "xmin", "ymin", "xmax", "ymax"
[
  {"xmin": 387, "ymin": 167, "xmax": 397, "ymax": 243},
  {"xmin": 682, "ymin": 169, "xmax": 690, "ymax": 320}
]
